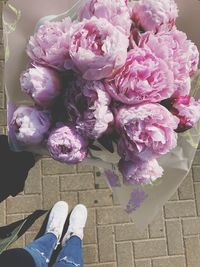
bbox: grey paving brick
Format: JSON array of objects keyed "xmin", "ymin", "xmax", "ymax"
[
  {"xmin": 184, "ymin": 236, "xmax": 200, "ymax": 267},
  {"xmin": 25, "ymin": 161, "xmax": 42, "ymax": 194},
  {"xmin": 165, "ymin": 219, "xmax": 184, "ymax": 255},
  {"xmin": 60, "ymin": 173, "xmax": 94, "ymax": 191},
  {"xmin": 83, "ymin": 245, "xmax": 98, "ymax": 264},
  {"xmin": 193, "ymin": 149, "xmax": 200, "ymax": 165},
  {"xmin": 98, "ymin": 226, "xmax": 116, "ymax": 262},
  {"xmin": 0, "ymin": 201, "xmax": 5, "ymax": 226},
  {"xmin": 79, "ymin": 189, "xmax": 113, "ymax": 207},
  {"xmin": 6, "ymin": 195, "xmax": 42, "ymax": 214},
  {"xmin": 152, "ymin": 256, "xmax": 186, "ymax": 267},
  {"xmin": 84, "ymin": 227, "xmax": 97, "ymax": 245},
  {"xmin": 178, "ymin": 171, "xmax": 194, "ymax": 200},
  {"xmin": 134, "ymin": 239, "xmax": 167, "ymax": 259},
  {"xmin": 116, "ymin": 242, "xmax": 134, "ymax": 267},
  {"xmin": 42, "ymin": 176, "xmax": 60, "ymax": 209},
  {"xmin": 97, "ymin": 207, "xmax": 130, "ymax": 225},
  {"xmin": 182, "ymin": 217, "xmax": 200, "ymax": 236},
  {"xmin": 135, "ymin": 259, "xmax": 152, "ymax": 267},
  {"xmin": 193, "ymin": 166, "xmax": 200, "ymax": 182},
  {"xmin": 115, "ymin": 223, "xmax": 148, "ymax": 241},
  {"xmin": 164, "ymin": 201, "xmax": 196, "ymax": 218},
  {"xmin": 194, "ymin": 183, "xmax": 200, "ymax": 215},
  {"xmin": 0, "ymin": 109, "xmax": 6, "ymax": 125},
  {"xmin": 77, "ymin": 163, "xmax": 93, "ymax": 173},
  {"xmin": 42, "ymin": 158, "xmax": 76, "ymax": 175},
  {"xmin": 60, "ymin": 192, "xmax": 78, "ymax": 208},
  {"xmin": 149, "ymin": 210, "xmax": 165, "ymax": 238}
]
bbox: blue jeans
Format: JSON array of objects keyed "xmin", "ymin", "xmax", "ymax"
[{"xmin": 24, "ymin": 233, "xmax": 83, "ymax": 267}]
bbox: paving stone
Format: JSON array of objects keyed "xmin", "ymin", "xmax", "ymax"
[
  {"xmin": 115, "ymin": 223, "xmax": 148, "ymax": 241},
  {"xmin": 79, "ymin": 189, "xmax": 113, "ymax": 207},
  {"xmin": 60, "ymin": 173, "xmax": 94, "ymax": 191},
  {"xmin": 0, "ymin": 61, "xmax": 3, "ymax": 91},
  {"xmin": 87, "ymin": 208, "xmax": 96, "ymax": 227},
  {"xmin": 182, "ymin": 217, "xmax": 200, "ymax": 236},
  {"xmin": 165, "ymin": 219, "xmax": 184, "ymax": 255},
  {"xmin": 60, "ymin": 192, "xmax": 78, "ymax": 208},
  {"xmin": 84, "ymin": 227, "xmax": 97, "ymax": 245},
  {"xmin": 6, "ymin": 195, "xmax": 42, "ymax": 214},
  {"xmin": 134, "ymin": 239, "xmax": 167, "ymax": 259},
  {"xmin": 193, "ymin": 149, "xmax": 200, "ymax": 165},
  {"xmin": 97, "ymin": 207, "xmax": 130, "ymax": 225},
  {"xmin": 116, "ymin": 242, "xmax": 134, "ymax": 267},
  {"xmin": 149, "ymin": 210, "xmax": 165, "ymax": 238},
  {"xmin": 42, "ymin": 176, "xmax": 60, "ymax": 209},
  {"xmin": 98, "ymin": 226, "xmax": 116, "ymax": 262},
  {"xmin": 83, "ymin": 245, "xmax": 98, "ymax": 264},
  {"xmin": 184, "ymin": 236, "xmax": 200, "ymax": 267},
  {"xmin": 0, "ymin": 109, "xmax": 6, "ymax": 125},
  {"xmin": 25, "ymin": 232, "xmax": 37, "ymax": 245},
  {"xmin": 0, "ymin": 92, "xmax": 4, "ymax": 108},
  {"xmin": 193, "ymin": 166, "xmax": 200, "ymax": 182},
  {"xmin": 24, "ymin": 161, "xmax": 42, "ymax": 194},
  {"xmin": 42, "ymin": 158, "xmax": 76, "ymax": 175},
  {"xmin": 169, "ymin": 191, "xmax": 179, "ymax": 201},
  {"xmin": 178, "ymin": 171, "xmax": 194, "ymax": 200},
  {"xmin": 135, "ymin": 259, "xmax": 152, "ymax": 267},
  {"xmin": 164, "ymin": 201, "xmax": 196, "ymax": 218},
  {"xmin": 85, "ymin": 264, "xmax": 116, "ymax": 267},
  {"xmin": 0, "ymin": 201, "xmax": 5, "ymax": 226},
  {"xmin": 194, "ymin": 183, "xmax": 200, "ymax": 216},
  {"xmin": 77, "ymin": 163, "xmax": 93, "ymax": 173},
  {"xmin": 94, "ymin": 169, "xmax": 108, "ymax": 189},
  {"xmin": 152, "ymin": 256, "xmax": 186, "ymax": 267}
]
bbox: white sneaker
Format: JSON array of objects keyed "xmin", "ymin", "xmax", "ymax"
[
  {"xmin": 46, "ymin": 201, "xmax": 68, "ymax": 246},
  {"xmin": 62, "ymin": 204, "xmax": 87, "ymax": 246}
]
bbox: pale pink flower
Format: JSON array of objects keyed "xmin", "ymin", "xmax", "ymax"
[
  {"xmin": 79, "ymin": 0, "xmax": 131, "ymax": 36},
  {"xmin": 139, "ymin": 30, "xmax": 199, "ymax": 96},
  {"xmin": 116, "ymin": 103, "xmax": 179, "ymax": 160},
  {"xmin": 105, "ymin": 48, "xmax": 174, "ymax": 105},
  {"xmin": 69, "ymin": 17, "xmax": 129, "ymax": 80},
  {"xmin": 132, "ymin": 0, "xmax": 178, "ymax": 33},
  {"xmin": 27, "ymin": 18, "xmax": 72, "ymax": 70},
  {"xmin": 119, "ymin": 158, "xmax": 163, "ymax": 185},
  {"xmin": 20, "ymin": 66, "xmax": 61, "ymax": 107}
]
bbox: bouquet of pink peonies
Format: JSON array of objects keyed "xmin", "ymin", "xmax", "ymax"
[{"xmin": 3, "ymin": 0, "xmax": 200, "ymax": 227}]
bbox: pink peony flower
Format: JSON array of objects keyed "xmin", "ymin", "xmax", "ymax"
[
  {"xmin": 20, "ymin": 66, "xmax": 62, "ymax": 107},
  {"xmin": 116, "ymin": 103, "xmax": 179, "ymax": 161},
  {"xmin": 131, "ymin": 0, "xmax": 178, "ymax": 33},
  {"xmin": 10, "ymin": 105, "xmax": 51, "ymax": 145},
  {"xmin": 169, "ymin": 96, "xmax": 200, "ymax": 132},
  {"xmin": 26, "ymin": 18, "xmax": 72, "ymax": 70},
  {"xmin": 119, "ymin": 158, "xmax": 163, "ymax": 185},
  {"xmin": 79, "ymin": 0, "xmax": 131, "ymax": 36},
  {"xmin": 47, "ymin": 124, "xmax": 87, "ymax": 164},
  {"xmin": 69, "ymin": 17, "xmax": 129, "ymax": 80},
  {"xmin": 105, "ymin": 48, "xmax": 174, "ymax": 105},
  {"xmin": 139, "ymin": 30, "xmax": 199, "ymax": 96},
  {"xmin": 65, "ymin": 78, "xmax": 113, "ymax": 139}
]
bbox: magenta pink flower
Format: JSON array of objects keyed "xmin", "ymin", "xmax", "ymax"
[
  {"xmin": 26, "ymin": 18, "xmax": 72, "ymax": 70},
  {"xmin": 119, "ymin": 158, "xmax": 163, "ymax": 185},
  {"xmin": 20, "ymin": 66, "xmax": 62, "ymax": 108},
  {"xmin": 47, "ymin": 124, "xmax": 88, "ymax": 164},
  {"xmin": 131, "ymin": 0, "xmax": 178, "ymax": 33},
  {"xmin": 169, "ymin": 96, "xmax": 200, "ymax": 132},
  {"xmin": 105, "ymin": 48, "xmax": 174, "ymax": 105},
  {"xmin": 10, "ymin": 105, "xmax": 51, "ymax": 145},
  {"xmin": 139, "ymin": 30, "xmax": 199, "ymax": 96},
  {"xmin": 79, "ymin": 0, "xmax": 131, "ymax": 36},
  {"xmin": 116, "ymin": 103, "xmax": 179, "ymax": 160},
  {"xmin": 65, "ymin": 78, "xmax": 113, "ymax": 139},
  {"xmin": 69, "ymin": 17, "xmax": 129, "ymax": 80}
]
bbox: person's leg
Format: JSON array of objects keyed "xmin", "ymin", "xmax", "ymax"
[
  {"xmin": 53, "ymin": 204, "xmax": 87, "ymax": 267},
  {"xmin": 24, "ymin": 201, "xmax": 68, "ymax": 267}
]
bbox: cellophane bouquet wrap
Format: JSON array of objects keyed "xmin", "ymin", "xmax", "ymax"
[{"xmin": 3, "ymin": 0, "xmax": 200, "ymax": 228}]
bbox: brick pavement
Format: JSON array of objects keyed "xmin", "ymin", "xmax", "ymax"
[{"xmin": 1, "ymin": 2, "xmax": 200, "ymax": 266}]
